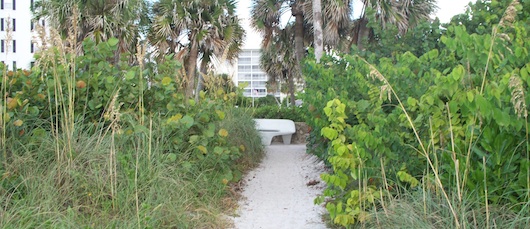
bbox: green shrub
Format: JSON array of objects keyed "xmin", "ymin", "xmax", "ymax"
[
  {"xmin": 306, "ymin": 21, "xmax": 530, "ymax": 227},
  {"xmin": 0, "ymin": 35, "xmax": 263, "ymax": 228},
  {"xmin": 221, "ymin": 107, "xmax": 264, "ymax": 168},
  {"xmin": 252, "ymin": 105, "xmax": 305, "ymax": 122}
]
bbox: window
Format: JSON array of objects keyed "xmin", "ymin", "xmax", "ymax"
[
  {"xmin": 12, "ymin": 18, "xmax": 14, "ymax": 31},
  {"xmin": 1, "ymin": 18, "xmax": 3, "ymax": 31},
  {"xmin": 238, "ymin": 57, "xmax": 251, "ymax": 65},
  {"xmin": 30, "ymin": 61, "xmax": 35, "ymax": 68},
  {"xmin": 3, "ymin": 0, "xmax": 10, "ymax": 10},
  {"xmin": 1, "ymin": 0, "xmax": 3, "ymax": 10},
  {"xmin": 30, "ymin": 0, "xmax": 33, "ymax": 11},
  {"xmin": 30, "ymin": 20, "xmax": 33, "ymax": 30},
  {"xmin": 12, "ymin": 40, "xmax": 15, "ymax": 53},
  {"xmin": 12, "ymin": 61, "xmax": 15, "ymax": 70},
  {"xmin": 238, "ymin": 65, "xmax": 252, "ymax": 71},
  {"xmin": 30, "ymin": 42, "xmax": 34, "ymax": 53},
  {"xmin": 1, "ymin": 40, "xmax": 4, "ymax": 53},
  {"xmin": 41, "ymin": 19, "xmax": 45, "ymax": 27},
  {"xmin": 12, "ymin": 0, "xmax": 14, "ymax": 10}
]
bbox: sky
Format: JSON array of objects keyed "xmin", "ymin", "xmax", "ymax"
[{"xmin": 236, "ymin": 0, "xmax": 473, "ymax": 49}]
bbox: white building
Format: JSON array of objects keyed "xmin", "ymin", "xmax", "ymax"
[
  {"xmin": 231, "ymin": 6, "xmax": 277, "ymax": 99},
  {"xmin": 0, "ymin": 0, "xmax": 38, "ymax": 70},
  {"xmin": 236, "ymin": 49, "xmax": 268, "ymax": 97}
]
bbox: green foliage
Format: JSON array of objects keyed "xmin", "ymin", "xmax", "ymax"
[
  {"xmin": 448, "ymin": 0, "xmax": 529, "ymax": 35},
  {"xmin": 361, "ymin": 18, "xmax": 444, "ymax": 60},
  {"xmin": 304, "ymin": 8, "xmax": 530, "ymax": 226},
  {"xmin": 315, "ymin": 99, "xmax": 382, "ymax": 226},
  {"xmin": 220, "ymin": 107, "xmax": 265, "ymax": 168},
  {"xmin": 252, "ymin": 105, "xmax": 305, "ymax": 122},
  {"xmin": 363, "ymin": 189, "xmax": 530, "ymax": 228},
  {"xmin": 0, "ymin": 36, "xmax": 263, "ymax": 227}
]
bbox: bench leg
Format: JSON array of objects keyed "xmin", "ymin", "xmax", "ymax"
[
  {"xmin": 281, "ymin": 134, "xmax": 293, "ymax": 144},
  {"xmin": 259, "ymin": 134, "xmax": 274, "ymax": 146}
]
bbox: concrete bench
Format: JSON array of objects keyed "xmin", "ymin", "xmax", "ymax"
[{"xmin": 254, "ymin": 119, "xmax": 296, "ymax": 146}]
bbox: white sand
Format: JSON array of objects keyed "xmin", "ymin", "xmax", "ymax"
[{"xmin": 231, "ymin": 144, "xmax": 327, "ymax": 229}]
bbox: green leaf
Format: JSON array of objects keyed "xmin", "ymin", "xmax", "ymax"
[
  {"xmin": 324, "ymin": 107, "xmax": 332, "ymax": 117},
  {"xmin": 162, "ymin": 77, "xmax": 172, "ymax": 86},
  {"xmin": 205, "ymin": 123, "xmax": 215, "ymax": 138},
  {"xmin": 356, "ymin": 100, "xmax": 370, "ymax": 112},
  {"xmin": 189, "ymin": 135, "xmax": 199, "ymax": 144},
  {"xmin": 108, "ymin": 37, "xmax": 119, "ymax": 47},
  {"xmin": 125, "ymin": 70, "xmax": 135, "ymax": 80},
  {"xmin": 522, "ymin": 65, "xmax": 529, "ymax": 82},
  {"xmin": 180, "ymin": 115, "xmax": 194, "ymax": 129},
  {"xmin": 215, "ymin": 110, "xmax": 225, "ymax": 120},
  {"xmin": 167, "ymin": 153, "xmax": 177, "ymax": 162},
  {"xmin": 214, "ymin": 146, "xmax": 224, "ymax": 155},
  {"xmin": 321, "ymin": 127, "xmax": 338, "ymax": 140},
  {"xmin": 466, "ymin": 91, "xmax": 474, "ymax": 102}
]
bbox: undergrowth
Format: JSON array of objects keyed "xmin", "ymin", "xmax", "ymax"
[{"xmin": 0, "ymin": 10, "xmax": 263, "ymax": 228}]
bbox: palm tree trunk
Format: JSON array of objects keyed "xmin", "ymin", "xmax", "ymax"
[
  {"xmin": 350, "ymin": 17, "xmax": 369, "ymax": 51},
  {"xmin": 194, "ymin": 60, "xmax": 208, "ymax": 101},
  {"xmin": 186, "ymin": 38, "xmax": 199, "ymax": 99},
  {"xmin": 293, "ymin": 4, "xmax": 304, "ymax": 64},
  {"xmin": 286, "ymin": 70, "xmax": 296, "ymax": 106},
  {"xmin": 313, "ymin": 0, "xmax": 323, "ymax": 63}
]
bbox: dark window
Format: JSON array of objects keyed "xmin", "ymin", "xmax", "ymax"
[
  {"xmin": 1, "ymin": 18, "xmax": 4, "ymax": 31},
  {"xmin": 30, "ymin": 61, "xmax": 34, "ymax": 68},
  {"xmin": 12, "ymin": 40, "xmax": 15, "ymax": 53},
  {"xmin": 30, "ymin": 20, "xmax": 33, "ymax": 30},
  {"xmin": 41, "ymin": 19, "xmax": 45, "ymax": 27},
  {"xmin": 12, "ymin": 0, "xmax": 14, "ymax": 10},
  {"xmin": 12, "ymin": 61, "xmax": 15, "ymax": 70},
  {"xmin": 12, "ymin": 18, "xmax": 14, "ymax": 31},
  {"xmin": 30, "ymin": 0, "xmax": 33, "ymax": 11},
  {"xmin": 1, "ymin": 0, "xmax": 3, "ymax": 10},
  {"xmin": 1, "ymin": 40, "xmax": 4, "ymax": 53},
  {"xmin": 30, "ymin": 42, "xmax": 34, "ymax": 53}
]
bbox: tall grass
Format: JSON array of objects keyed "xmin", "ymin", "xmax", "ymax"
[
  {"xmin": 0, "ymin": 6, "xmax": 263, "ymax": 228},
  {"xmin": 350, "ymin": 2, "xmax": 529, "ymax": 228},
  {"xmin": 0, "ymin": 120, "xmax": 243, "ymax": 228},
  {"xmin": 361, "ymin": 189, "xmax": 530, "ymax": 229}
]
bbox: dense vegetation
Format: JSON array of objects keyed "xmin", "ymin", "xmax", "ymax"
[
  {"xmin": 2, "ymin": 0, "xmax": 529, "ymax": 228},
  {"xmin": 304, "ymin": 0, "xmax": 530, "ymax": 227},
  {"xmin": 0, "ymin": 35, "xmax": 263, "ymax": 227}
]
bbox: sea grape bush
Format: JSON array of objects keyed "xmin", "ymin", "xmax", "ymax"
[
  {"xmin": 304, "ymin": 20, "xmax": 530, "ymax": 226},
  {"xmin": 1, "ymin": 37, "xmax": 246, "ymax": 183}
]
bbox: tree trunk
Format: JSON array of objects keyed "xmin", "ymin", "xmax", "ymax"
[
  {"xmin": 194, "ymin": 60, "xmax": 208, "ymax": 101},
  {"xmin": 293, "ymin": 3, "xmax": 305, "ymax": 64},
  {"xmin": 291, "ymin": 2, "xmax": 304, "ymax": 106},
  {"xmin": 287, "ymin": 70, "xmax": 296, "ymax": 106},
  {"xmin": 313, "ymin": 0, "xmax": 323, "ymax": 63},
  {"xmin": 186, "ymin": 38, "xmax": 199, "ymax": 99},
  {"xmin": 350, "ymin": 18, "xmax": 370, "ymax": 51}
]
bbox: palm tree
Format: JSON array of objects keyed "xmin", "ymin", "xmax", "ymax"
[
  {"xmin": 251, "ymin": 0, "xmax": 303, "ymax": 63},
  {"xmin": 351, "ymin": 0, "xmax": 438, "ymax": 50},
  {"xmin": 313, "ymin": 0, "xmax": 323, "ymax": 62},
  {"xmin": 252, "ymin": 0, "xmax": 354, "ymax": 73},
  {"xmin": 33, "ymin": 0, "xmax": 148, "ymax": 59},
  {"xmin": 149, "ymin": 0, "xmax": 243, "ymax": 98},
  {"xmin": 260, "ymin": 26, "xmax": 299, "ymax": 105},
  {"xmin": 195, "ymin": 15, "xmax": 245, "ymax": 100}
]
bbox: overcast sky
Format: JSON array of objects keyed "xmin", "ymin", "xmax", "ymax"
[{"xmin": 236, "ymin": 0, "xmax": 474, "ymax": 49}]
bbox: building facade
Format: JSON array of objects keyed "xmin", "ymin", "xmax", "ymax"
[
  {"xmin": 236, "ymin": 49, "xmax": 269, "ymax": 97},
  {"xmin": 0, "ymin": 0, "xmax": 39, "ymax": 70}
]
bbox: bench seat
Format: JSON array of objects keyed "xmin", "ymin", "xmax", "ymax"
[{"xmin": 254, "ymin": 119, "xmax": 296, "ymax": 146}]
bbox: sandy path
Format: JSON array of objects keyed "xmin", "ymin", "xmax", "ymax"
[{"xmin": 231, "ymin": 144, "xmax": 327, "ymax": 229}]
